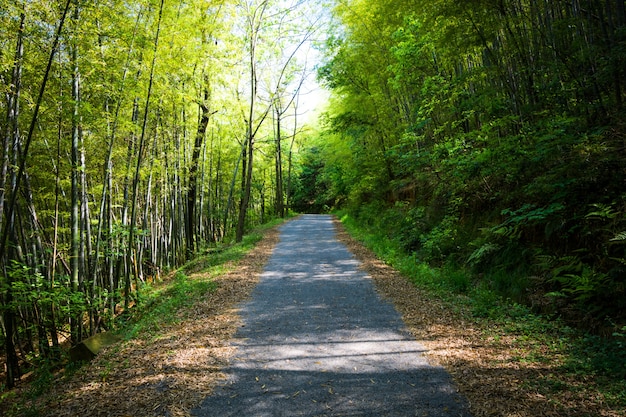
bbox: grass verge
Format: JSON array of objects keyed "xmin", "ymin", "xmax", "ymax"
[{"xmin": 121, "ymin": 228, "xmax": 274, "ymax": 341}]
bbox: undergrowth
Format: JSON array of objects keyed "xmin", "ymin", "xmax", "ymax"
[
  {"xmin": 337, "ymin": 210, "xmax": 626, "ymax": 412},
  {"xmin": 119, "ymin": 221, "xmax": 282, "ymax": 340}
]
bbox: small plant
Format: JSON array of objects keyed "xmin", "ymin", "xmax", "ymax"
[
  {"xmin": 27, "ymin": 359, "xmax": 54, "ymax": 398},
  {"xmin": 468, "ymin": 242, "xmax": 501, "ymax": 266}
]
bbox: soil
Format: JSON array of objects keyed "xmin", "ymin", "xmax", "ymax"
[{"xmin": 1, "ymin": 215, "xmax": 622, "ymax": 416}]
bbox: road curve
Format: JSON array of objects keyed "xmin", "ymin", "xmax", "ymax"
[{"xmin": 193, "ymin": 214, "xmax": 472, "ymax": 417}]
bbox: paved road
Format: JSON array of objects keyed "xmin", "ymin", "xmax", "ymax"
[{"xmin": 193, "ymin": 214, "xmax": 472, "ymax": 416}]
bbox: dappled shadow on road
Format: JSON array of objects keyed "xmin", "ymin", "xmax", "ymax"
[
  {"xmin": 193, "ymin": 215, "xmax": 472, "ymax": 417},
  {"xmin": 194, "ymin": 367, "xmax": 465, "ymax": 417}
]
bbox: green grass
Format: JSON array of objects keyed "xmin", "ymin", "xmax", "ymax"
[
  {"xmin": 120, "ymin": 218, "xmax": 286, "ymax": 340},
  {"xmin": 122, "ymin": 271, "xmax": 219, "ymax": 340},
  {"xmin": 338, "ymin": 210, "xmax": 471, "ymax": 297}
]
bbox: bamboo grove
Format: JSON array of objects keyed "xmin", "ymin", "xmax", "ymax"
[
  {"xmin": 0, "ymin": 0, "xmax": 322, "ymax": 388},
  {"xmin": 309, "ymin": 0, "xmax": 626, "ymax": 330}
]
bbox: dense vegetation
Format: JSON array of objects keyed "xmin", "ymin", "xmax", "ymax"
[
  {"xmin": 0, "ymin": 0, "xmax": 322, "ymax": 390},
  {"xmin": 3, "ymin": 0, "xmax": 626, "ymax": 400},
  {"xmin": 294, "ymin": 0, "xmax": 626, "ymax": 335}
]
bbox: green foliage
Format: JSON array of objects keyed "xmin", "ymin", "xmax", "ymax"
[
  {"xmin": 120, "ymin": 220, "xmax": 278, "ymax": 340},
  {"xmin": 467, "ymin": 242, "xmax": 500, "ymax": 266},
  {"xmin": 0, "ymin": 0, "xmax": 326, "ymax": 390},
  {"xmin": 124, "ymin": 270, "xmax": 216, "ymax": 340},
  {"xmin": 417, "ymin": 214, "xmax": 460, "ymax": 264},
  {"xmin": 317, "ymin": 0, "xmax": 626, "ymax": 327},
  {"xmin": 291, "ymin": 146, "xmax": 336, "ymax": 213},
  {"xmin": 497, "ymin": 204, "xmax": 566, "ymax": 238},
  {"xmin": 0, "ymin": 262, "xmax": 85, "ymax": 332},
  {"xmin": 566, "ymin": 332, "xmax": 626, "ymax": 383},
  {"xmin": 26, "ymin": 358, "xmax": 55, "ymax": 399},
  {"xmin": 338, "ymin": 210, "xmax": 471, "ymax": 295}
]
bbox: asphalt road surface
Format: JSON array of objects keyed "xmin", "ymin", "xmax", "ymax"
[{"xmin": 193, "ymin": 214, "xmax": 472, "ymax": 417}]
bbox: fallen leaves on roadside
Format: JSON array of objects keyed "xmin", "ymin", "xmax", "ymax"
[
  {"xmin": 5, "ymin": 217, "xmax": 622, "ymax": 417},
  {"xmin": 16, "ymin": 225, "xmax": 282, "ymax": 417}
]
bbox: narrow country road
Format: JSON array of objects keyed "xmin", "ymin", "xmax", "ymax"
[{"xmin": 193, "ymin": 214, "xmax": 472, "ymax": 416}]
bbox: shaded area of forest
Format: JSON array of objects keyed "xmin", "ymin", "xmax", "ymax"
[{"xmin": 294, "ymin": 0, "xmax": 626, "ymax": 336}]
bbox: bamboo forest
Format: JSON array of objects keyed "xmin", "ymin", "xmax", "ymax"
[
  {"xmin": 311, "ymin": 0, "xmax": 626, "ymax": 333},
  {"xmin": 0, "ymin": 0, "xmax": 325, "ymax": 389},
  {"xmin": 1, "ymin": 0, "xmax": 626, "ymax": 411}
]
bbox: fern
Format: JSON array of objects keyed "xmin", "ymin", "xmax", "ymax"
[
  {"xmin": 610, "ymin": 231, "xmax": 626, "ymax": 242},
  {"xmin": 550, "ymin": 266, "xmax": 610, "ymax": 303},
  {"xmin": 468, "ymin": 243, "xmax": 501, "ymax": 265},
  {"xmin": 585, "ymin": 203, "xmax": 618, "ymax": 220}
]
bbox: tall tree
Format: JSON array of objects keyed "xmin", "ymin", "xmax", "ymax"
[
  {"xmin": 187, "ymin": 78, "xmax": 214, "ymax": 257},
  {"xmin": 126, "ymin": 0, "xmax": 165, "ymax": 307},
  {"xmin": 235, "ymin": 0, "xmax": 321, "ymax": 239},
  {"xmin": 1, "ymin": 0, "xmax": 73, "ymax": 389},
  {"xmin": 235, "ymin": 0, "xmax": 270, "ymax": 242},
  {"xmin": 69, "ymin": 1, "xmax": 83, "ymax": 343}
]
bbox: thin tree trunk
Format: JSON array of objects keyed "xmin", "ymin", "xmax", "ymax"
[
  {"xmin": 19, "ymin": 165, "xmax": 53, "ymax": 356},
  {"xmin": 236, "ymin": 0, "xmax": 270, "ymax": 242},
  {"xmin": 141, "ymin": 107, "xmax": 162, "ymax": 281},
  {"xmin": 199, "ymin": 125, "xmax": 209, "ymax": 241},
  {"xmin": 70, "ymin": 3, "xmax": 83, "ymax": 344},
  {"xmin": 286, "ymin": 98, "xmax": 300, "ymax": 212},
  {"xmin": 119, "ymin": 99, "xmax": 138, "ymax": 310},
  {"xmin": 127, "ymin": 0, "xmax": 165, "ymax": 305},
  {"xmin": 0, "ymin": 12, "xmax": 24, "ymax": 230},
  {"xmin": 187, "ymin": 84, "xmax": 212, "ymax": 257},
  {"xmin": 224, "ymin": 138, "xmax": 246, "ymax": 240},
  {"xmin": 91, "ymin": 6, "xmax": 143, "ymax": 325},
  {"xmin": 274, "ymin": 104, "xmax": 284, "ymax": 217}
]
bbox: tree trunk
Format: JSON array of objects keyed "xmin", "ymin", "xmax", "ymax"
[
  {"xmin": 286, "ymin": 100, "xmax": 299, "ymax": 212},
  {"xmin": 235, "ymin": 134, "xmax": 250, "ymax": 242},
  {"xmin": 274, "ymin": 104, "xmax": 284, "ymax": 217},
  {"xmin": 127, "ymin": 0, "xmax": 165, "ymax": 304},
  {"xmin": 1, "ymin": 0, "xmax": 72, "ymax": 388},
  {"xmin": 70, "ymin": 4, "xmax": 83, "ymax": 344},
  {"xmin": 0, "ymin": 23, "xmax": 24, "ymax": 381},
  {"xmin": 235, "ymin": 0, "xmax": 270, "ymax": 242},
  {"xmin": 187, "ymin": 87, "xmax": 211, "ymax": 257},
  {"xmin": 224, "ymin": 138, "xmax": 245, "ymax": 241}
]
